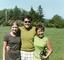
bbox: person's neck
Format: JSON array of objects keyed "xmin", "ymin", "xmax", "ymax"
[
  {"xmin": 10, "ymin": 32, "xmax": 16, "ymax": 37},
  {"xmin": 25, "ymin": 26, "xmax": 32, "ymax": 31},
  {"xmin": 37, "ymin": 35, "xmax": 44, "ymax": 39}
]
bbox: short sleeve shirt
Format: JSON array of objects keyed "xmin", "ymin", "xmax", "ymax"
[{"xmin": 4, "ymin": 33, "xmax": 21, "ymax": 51}]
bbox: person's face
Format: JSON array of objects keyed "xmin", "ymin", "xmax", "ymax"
[
  {"xmin": 23, "ymin": 18, "xmax": 31, "ymax": 29},
  {"xmin": 37, "ymin": 28, "xmax": 44, "ymax": 38},
  {"xmin": 11, "ymin": 24, "xmax": 18, "ymax": 34}
]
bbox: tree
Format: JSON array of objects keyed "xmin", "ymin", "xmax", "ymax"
[
  {"xmin": 8, "ymin": 9, "xmax": 14, "ymax": 20},
  {"xmin": 21, "ymin": 9, "xmax": 28, "ymax": 20},
  {"xmin": 38, "ymin": 5, "xmax": 44, "ymax": 22},
  {"xmin": 29, "ymin": 7, "xmax": 37, "ymax": 21},
  {"xmin": 29, "ymin": 7, "xmax": 40, "ymax": 25},
  {"xmin": 13, "ymin": 6, "xmax": 21, "ymax": 20},
  {"xmin": 29, "ymin": 7, "xmax": 35, "ymax": 20},
  {"xmin": 51, "ymin": 15, "xmax": 63, "ymax": 28},
  {"xmin": 0, "ymin": 10, "xmax": 5, "ymax": 25}
]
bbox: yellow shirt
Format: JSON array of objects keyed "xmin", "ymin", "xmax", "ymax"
[{"xmin": 20, "ymin": 26, "xmax": 35, "ymax": 51}]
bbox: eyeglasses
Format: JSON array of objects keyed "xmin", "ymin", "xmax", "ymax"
[{"xmin": 24, "ymin": 21, "xmax": 31, "ymax": 23}]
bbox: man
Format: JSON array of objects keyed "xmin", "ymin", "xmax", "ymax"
[{"xmin": 20, "ymin": 15, "xmax": 35, "ymax": 60}]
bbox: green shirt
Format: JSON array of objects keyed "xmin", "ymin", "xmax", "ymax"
[
  {"xmin": 34, "ymin": 36, "xmax": 48, "ymax": 60},
  {"xmin": 20, "ymin": 26, "xmax": 35, "ymax": 51}
]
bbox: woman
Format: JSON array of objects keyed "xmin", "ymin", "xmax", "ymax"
[
  {"xmin": 34, "ymin": 24, "xmax": 53, "ymax": 60},
  {"xmin": 3, "ymin": 22, "xmax": 21, "ymax": 60}
]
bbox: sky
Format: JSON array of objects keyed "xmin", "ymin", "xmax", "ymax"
[{"xmin": 0, "ymin": 0, "xmax": 64, "ymax": 19}]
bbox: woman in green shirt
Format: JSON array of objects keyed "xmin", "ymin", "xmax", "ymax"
[{"xmin": 34, "ymin": 24, "xmax": 53, "ymax": 60}]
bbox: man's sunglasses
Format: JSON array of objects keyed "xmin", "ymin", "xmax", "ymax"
[{"xmin": 24, "ymin": 21, "xmax": 31, "ymax": 23}]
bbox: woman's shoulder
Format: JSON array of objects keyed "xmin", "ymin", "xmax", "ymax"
[
  {"xmin": 43, "ymin": 36, "xmax": 48, "ymax": 39},
  {"xmin": 4, "ymin": 33, "xmax": 10, "ymax": 41},
  {"xmin": 34, "ymin": 35, "xmax": 39, "ymax": 40},
  {"xmin": 43, "ymin": 36, "xmax": 48, "ymax": 41},
  {"xmin": 4, "ymin": 33, "xmax": 10, "ymax": 37}
]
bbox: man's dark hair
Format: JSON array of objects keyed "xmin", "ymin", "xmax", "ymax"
[{"xmin": 23, "ymin": 15, "xmax": 32, "ymax": 21}]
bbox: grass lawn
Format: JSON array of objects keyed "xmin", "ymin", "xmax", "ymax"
[
  {"xmin": 0, "ymin": 26, "xmax": 10, "ymax": 60},
  {"xmin": 0, "ymin": 27, "xmax": 64, "ymax": 60}
]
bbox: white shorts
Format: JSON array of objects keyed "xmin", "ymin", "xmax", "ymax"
[{"xmin": 21, "ymin": 51, "xmax": 34, "ymax": 60}]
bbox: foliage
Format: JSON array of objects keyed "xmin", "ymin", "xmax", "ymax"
[
  {"xmin": 49, "ymin": 15, "xmax": 64, "ymax": 28},
  {"xmin": 0, "ymin": 5, "xmax": 44, "ymax": 26},
  {"xmin": 0, "ymin": 6, "xmax": 64, "ymax": 28}
]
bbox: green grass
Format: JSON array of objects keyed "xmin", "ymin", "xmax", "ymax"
[
  {"xmin": 45, "ymin": 28, "xmax": 64, "ymax": 60},
  {"xmin": 0, "ymin": 26, "xmax": 10, "ymax": 60},
  {"xmin": 0, "ymin": 27, "xmax": 64, "ymax": 60}
]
